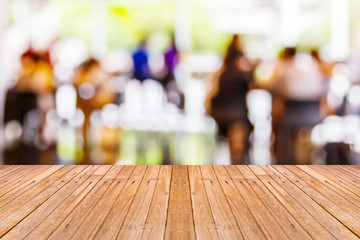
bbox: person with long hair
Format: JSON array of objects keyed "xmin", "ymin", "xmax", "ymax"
[{"xmin": 205, "ymin": 35, "xmax": 254, "ymax": 164}]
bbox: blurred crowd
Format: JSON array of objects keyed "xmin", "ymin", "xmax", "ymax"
[
  {"xmin": 207, "ymin": 35, "xmax": 360, "ymax": 165},
  {"xmin": 2, "ymin": 34, "xmax": 360, "ymax": 165},
  {"xmin": 1, "ymin": 35, "xmax": 216, "ymax": 165}
]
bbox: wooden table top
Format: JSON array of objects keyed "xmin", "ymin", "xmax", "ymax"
[{"xmin": 0, "ymin": 165, "xmax": 359, "ymax": 239}]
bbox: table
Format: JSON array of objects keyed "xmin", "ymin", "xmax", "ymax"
[{"xmin": 0, "ymin": 165, "xmax": 359, "ymax": 239}]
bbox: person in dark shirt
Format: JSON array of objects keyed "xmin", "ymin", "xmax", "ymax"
[
  {"xmin": 206, "ymin": 35, "xmax": 254, "ymax": 164},
  {"xmin": 3, "ymin": 50, "xmax": 55, "ymax": 164}
]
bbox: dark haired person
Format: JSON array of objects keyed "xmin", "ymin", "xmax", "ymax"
[
  {"xmin": 3, "ymin": 50, "xmax": 56, "ymax": 164},
  {"xmin": 163, "ymin": 36, "xmax": 179, "ymax": 87},
  {"xmin": 132, "ymin": 41, "xmax": 152, "ymax": 81},
  {"xmin": 270, "ymin": 47, "xmax": 327, "ymax": 164},
  {"xmin": 73, "ymin": 58, "xmax": 115, "ymax": 110},
  {"xmin": 72, "ymin": 58, "xmax": 116, "ymax": 163},
  {"xmin": 205, "ymin": 35, "xmax": 254, "ymax": 164},
  {"xmin": 162, "ymin": 35, "xmax": 184, "ymax": 108}
]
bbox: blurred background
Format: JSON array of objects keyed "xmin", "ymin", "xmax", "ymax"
[{"xmin": 1, "ymin": 0, "xmax": 360, "ymax": 165}]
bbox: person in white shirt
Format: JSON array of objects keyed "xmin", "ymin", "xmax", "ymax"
[{"xmin": 270, "ymin": 47, "xmax": 327, "ymax": 164}]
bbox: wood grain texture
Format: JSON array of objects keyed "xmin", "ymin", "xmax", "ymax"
[
  {"xmin": 2, "ymin": 165, "xmax": 99, "ymax": 240},
  {"xmin": 310, "ymin": 166, "xmax": 360, "ymax": 198},
  {"xmin": 70, "ymin": 165, "xmax": 135, "ymax": 240},
  {"xmin": 0, "ymin": 166, "xmax": 26, "ymax": 180},
  {"xmin": 25, "ymin": 166, "xmax": 107, "ymax": 240},
  {"xmin": 116, "ymin": 165, "xmax": 161, "ymax": 239},
  {"xmin": 47, "ymin": 166, "xmax": 117, "ymax": 240},
  {"xmin": 0, "ymin": 165, "xmax": 83, "ymax": 236},
  {"xmin": 93, "ymin": 165, "xmax": 148, "ymax": 240},
  {"xmin": 165, "ymin": 165, "xmax": 196, "ymax": 239},
  {"xmin": 274, "ymin": 165, "xmax": 360, "ymax": 236},
  {"xmin": 213, "ymin": 166, "xmax": 266, "ymax": 240},
  {"xmin": 0, "ymin": 166, "xmax": 31, "ymax": 186},
  {"xmin": 141, "ymin": 165, "xmax": 172, "ymax": 240},
  {"xmin": 248, "ymin": 166, "xmax": 337, "ymax": 240},
  {"xmin": 200, "ymin": 165, "xmax": 243, "ymax": 240},
  {"xmin": 188, "ymin": 166, "xmax": 219, "ymax": 240},
  {"xmin": 0, "ymin": 166, "xmax": 61, "ymax": 207},
  {"xmin": 261, "ymin": 165, "xmax": 358, "ymax": 240},
  {"xmin": 226, "ymin": 165, "xmax": 288, "ymax": 240},
  {"xmin": 236, "ymin": 166, "xmax": 312, "ymax": 240},
  {"xmin": 0, "ymin": 165, "xmax": 50, "ymax": 197},
  {"xmin": 0, "ymin": 165, "xmax": 359, "ymax": 240}
]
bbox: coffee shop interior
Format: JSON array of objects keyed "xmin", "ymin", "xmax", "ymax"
[{"xmin": 1, "ymin": 0, "xmax": 360, "ymax": 166}]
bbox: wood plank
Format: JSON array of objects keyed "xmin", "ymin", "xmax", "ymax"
[
  {"xmin": 0, "ymin": 166, "xmax": 50, "ymax": 195},
  {"xmin": 0, "ymin": 165, "xmax": 11, "ymax": 171},
  {"xmin": 0, "ymin": 165, "xmax": 20, "ymax": 173},
  {"xmin": 24, "ymin": 166, "xmax": 111, "ymax": 240},
  {"xmin": 0, "ymin": 166, "xmax": 34, "ymax": 187},
  {"xmin": 0, "ymin": 166, "xmax": 68, "ymax": 210},
  {"xmin": 237, "ymin": 166, "xmax": 312, "ymax": 240},
  {"xmin": 116, "ymin": 165, "xmax": 161, "ymax": 239},
  {"xmin": 186, "ymin": 166, "xmax": 219, "ymax": 240},
  {"xmin": 247, "ymin": 165, "xmax": 336, "ymax": 240},
  {"xmin": 165, "ymin": 166, "xmax": 196, "ymax": 240},
  {"xmin": 1, "ymin": 165, "xmax": 100, "ymax": 240},
  {"xmin": 92, "ymin": 166, "xmax": 148, "ymax": 240},
  {"xmin": 213, "ymin": 166, "xmax": 266, "ymax": 240},
  {"xmin": 298, "ymin": 166, "xmax": 360, "ymax": 206},
  {"xmin": 0, "ymin": 166, "xmax": 62, "ymax": 204},
  {"xmin": 309, "ymin": 166, "xmax": 360, "ymax": 198},
  {"xmin": 349, "ymin": 165, "xmax": 360, "ymax": 173},
  {"xmin": 1, "ymin": 165, "xmax": 360, "ymax": 240},
  {"xmin": 141, "ymin": 166, "xmax": 172, "ymax": 240},
  {"xmin": 332, "ymin": 166, "xmax": 360, "ymax": 181},
  {"xmin": 225, "ymin": 166, "xmax": 289, "ymax": 240},
  {"xmin": 262, "ymin": 165, "xmax": 359, "ymax": 240},
  {"xmin": 335, "ymin": 166, "xmax": 360, "ymax": 181},
  {"xmin": 274, "ymin": 165, "xmax": 360, "ymax": 236},
  {"xmin": 0, "ymin": 165, "xmax": 85, "ymax": 237},
  {"xmin": 70, "ymin": 166, "xmax": 135, "ymax": 240},
  {"xmin": 287, "ymin": 166, "xmax": 360, "ymax": 213},
  {"xmin": 329, "ymin": 166, "xmax": 360, "ymax": 187},
  {"xmin": 0, "ymin": 166, "xmax": 26, "ymax": 181},
  {"xmin": 47, "ymin": 166, "xmax": 118, "ymax": 240},
  {"xmin": 200, "ymin": 165, "xmax": 243, "ymax": 240}
]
